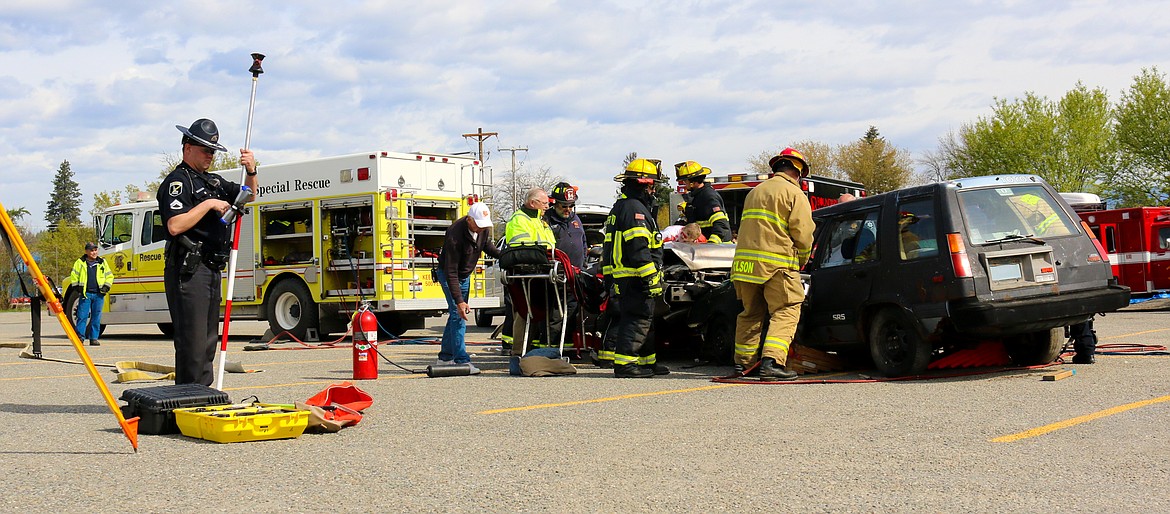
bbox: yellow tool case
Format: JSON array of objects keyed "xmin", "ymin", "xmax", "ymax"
[{"xmin": 174, "ymin": 403, "xmax": 309, "ymax": 443}]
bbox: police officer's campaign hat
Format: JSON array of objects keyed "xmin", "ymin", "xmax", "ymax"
[{"xmin": 176, "ymin": 118, "xmax": 228, "ymax": 152}]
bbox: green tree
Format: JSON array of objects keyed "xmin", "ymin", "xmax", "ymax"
[
  {"xmin": 836, "ymin": 126, "xmax": 913, "ymax": 194},
  {"xmin": 29, "ymin": 221, "xmax": 91, "ymax": 287},
  {"xmin": 749, "ymin": 140, "xmax": 840, "ymax": 179},
  {"xmin": 940, "ymin": 85, "xmax": 1114, "ymax": 193},
  {"xmin": 1111, "ymin": 67, "xmax": 1170, "ymax": 207},
  {"xmin": 95, "ymin": 152, "xmax": 247, "ymax": 217},
  {"xmin": 45, "ymin": 160, "xmax": 82, "ymax": 227}
]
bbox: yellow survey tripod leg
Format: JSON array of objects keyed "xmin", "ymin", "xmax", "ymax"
[{"xmin": 0, "ymin": 204, "xmax": 139, "ymax": 452}]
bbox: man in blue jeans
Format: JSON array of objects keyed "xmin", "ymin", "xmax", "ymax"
[
  {"xmin": 69, "ymin": 242, "xmax": 114, "ymax": 346},
  {"xmin": 436, "ymin": 202, "xmax": 501, "ymax": 373}
]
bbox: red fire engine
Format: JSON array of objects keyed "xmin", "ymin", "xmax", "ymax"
[{"xmin": 1063, "ymin": 193, "xmax": 1170, "ymax": 296}]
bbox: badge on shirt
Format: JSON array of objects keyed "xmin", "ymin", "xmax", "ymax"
[
  {"xmin": 169, "ymin": 181, "xmax": 183, "ymax": 197},
  {"xmin": 169, "ymin": 199, "xmax": 183, "ymax": 210},
  {"xmin": 572, "ymin": 221, "xmax": 580, "ymax": 228}
]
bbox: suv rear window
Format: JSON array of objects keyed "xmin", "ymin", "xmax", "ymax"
[{"xmin": 957, "ymin": 185, "xmax": 1079, "ymax": 245}]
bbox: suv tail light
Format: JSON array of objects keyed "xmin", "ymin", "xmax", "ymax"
[
  {"xmin": 1081, "ymin": 221, "xmax": 1109, "ymax": 263},
  {"xmin": 947, "ymin": 232, "xmax": 972, "ymax": 278}
]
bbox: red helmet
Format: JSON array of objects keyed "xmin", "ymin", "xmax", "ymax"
[{"xmin": 768, "ymin": 147, "xmax": 810, "ymax": 178}]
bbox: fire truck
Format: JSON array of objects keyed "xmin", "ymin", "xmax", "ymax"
[
  {"xmin": 1063, "ymin": 193, "xmax": 1170, "ymax": 296},
  {"xmin": 64, "ymin": 151, "xmax": 502, "ymax": 339},
  {"xmin": 669, "ymin": 172, "xmax": 867, "ymax": 227}
]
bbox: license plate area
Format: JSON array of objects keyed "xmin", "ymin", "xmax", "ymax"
[{"xmin": 980, "ymin": 247, "xmax": 1057, "ymax": 291}]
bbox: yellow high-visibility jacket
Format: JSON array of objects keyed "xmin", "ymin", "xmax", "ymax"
[
  {"xmin": 730, "ymin": 173, "xmax": 814, "ymax": 284},
  {"xmin": 69, "ymin": 256, "xmax": 114, "ymax": 292}
]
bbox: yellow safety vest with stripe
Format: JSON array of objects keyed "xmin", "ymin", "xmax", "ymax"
[
  {"xmin": 731, "ymin": 173, "xmax": 814, "ymax": 284},
  {"xmin": 1018, "ymin": 193, "xmax": 1062, "ymax": 235},
  {"xmin": 601, "ymin": 194, "xmax": 663, "ymax": 283},
  {"xmin": 68, "ymin": 256, "xmax": 114, "ymax": 292},
  {"xmin": 689, "ymin": 185, "xmax": 732, "ymax": 243},
  {"xmin": 504, "ymin": 208, "xmax": 556, "ymax": 249}
]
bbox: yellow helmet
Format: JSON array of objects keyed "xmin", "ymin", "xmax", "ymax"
[
  {"xmin": 674, "ymin": 161, "xmax": 711, "ymax": 181},
  {"xmin": 615, "ymin": 158, "xmax": 662, "ymax": 184}
]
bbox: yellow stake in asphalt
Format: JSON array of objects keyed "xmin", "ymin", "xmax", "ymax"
[{"xmin": 0, "ymin": 204, "xmax": 139, "ymax": 452}]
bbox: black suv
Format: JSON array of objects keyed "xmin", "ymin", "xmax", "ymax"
[{"xmin": 793, "ymin": 174, "xmax": 1129, "ymax": 376}]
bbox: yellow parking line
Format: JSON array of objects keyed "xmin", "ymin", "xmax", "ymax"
[
  {"xmin": 1102, "ymin": 327, "xmax": 1170, "ymax": 340},
  {"xmin": 479, "ymin": 383, "xmax": 747, "ymax": 415},
  {"xmin": 0, "ymin": 373, "xmax": 90, "ymax": 381},
  {"xmin": 991, "ymin": 393, "xmax": 1170, "ymax": 443}
]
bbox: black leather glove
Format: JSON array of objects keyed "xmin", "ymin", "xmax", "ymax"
[{"xmin": 99, "ymin": 284, "xmax": 111, "ymax": 295}]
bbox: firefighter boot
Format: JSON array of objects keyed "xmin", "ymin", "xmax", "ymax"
[
  {"xmin": 614, "ymin": 363, "xmax": 654, "ymax": 378},
  {"xmin": 641, "ymin": 363, "xmax": 670, "ymax": 375},
  {"xmin": 1072, "ymin": 353, "xmax": 1096, "ymax": 364},
  {"xmin": 758, "ymin": 357, "xmax": 797, "ymax": 381},
  {"xmin": 590, "ymin": 349, "xmax": 614, "ymax": 369}
]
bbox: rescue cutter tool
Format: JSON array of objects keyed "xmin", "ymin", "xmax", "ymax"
[
  {"xmin": 0, "ymin": 205, "xmax": 139, "ymax": 451},
  {"xmin": 215, "ymin": 52, "xmax": 264, "ymax": 390}
]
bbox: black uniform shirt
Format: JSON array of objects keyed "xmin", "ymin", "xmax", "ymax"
[
  {"xmin": 544, "ymin": 209, "xmax": 586, "ymax": 269},
  {"xmin": 156, "ymin": 162, "xmax": 242, "ymax": 255}
]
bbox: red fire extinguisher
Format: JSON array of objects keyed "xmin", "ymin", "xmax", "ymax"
[{"xmin": 352, "ymin": 302, "xmax": 379, "ymax": 380}]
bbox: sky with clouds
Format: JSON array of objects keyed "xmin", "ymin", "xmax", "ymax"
[{"xmin": 2, "ymin": 0, "xmax": 1168, "ymax": 228}]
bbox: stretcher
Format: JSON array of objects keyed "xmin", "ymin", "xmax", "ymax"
[{"xmin": 502, "ymin": 247, "xmax": 579, "ymax": 357}]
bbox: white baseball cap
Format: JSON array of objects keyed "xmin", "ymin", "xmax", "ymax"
[{"xmin": 468, "ymin": 202, "xmax": 493, "ymax": 228}]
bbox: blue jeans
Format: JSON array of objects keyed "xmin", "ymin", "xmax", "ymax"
[
  {"xmin": 75, "ymin": 292, "xmax": 105, "ymax": 342},
  {"xmin": 437, "ymin": 268, "xmax": 471, "ymax": 364}
]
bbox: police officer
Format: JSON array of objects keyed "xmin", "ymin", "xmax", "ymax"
[
  {"xmin": 602, "ymin": 158, "xmax": 668, "ymax": 378},
  {"xmin": 730, "ymin": 148, "xmax": 814, "ymax": 381},
  {"xmin": 544, "ymin": 182, "xmax": 587, "ymax": 351},
  {"xmin": 674, "ymin": 161, "xmax": 732, "ymax": 243},
  {"xmin": 158, "ymin": 118, "xmax": 257, "ymax": 386}
]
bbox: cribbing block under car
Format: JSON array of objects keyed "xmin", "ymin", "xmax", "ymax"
[
  {"xmin": 174, "ymin": 403, "xmax": 309, "ymax": 443},
  {"xmin": 119, "ymin": 384, "xmax": 231, "ymax": 435}
]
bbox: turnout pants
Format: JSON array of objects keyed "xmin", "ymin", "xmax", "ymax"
[
  {"xmin": 733, "ymin": 269, "xmax": 804, "ymax": 367},
  {"xmin": 164, "ymin": 256, "xmax": 221, "ymax": 386},
  {"xmin": 610, "ymin": 278, "xmax": 657, "ymax": 366}
]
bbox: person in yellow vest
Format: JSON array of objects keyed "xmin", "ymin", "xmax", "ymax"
[
  {"xmin": 503, "ymin": 188, "xmax": 557, "ymax": 356},
  {"xmin": 730, "ymin": 148, "xmax": 815, "ymax": 380},
  {"xmin": 69, "ymin": 242, "xmax": 114, "ymax": 346}
]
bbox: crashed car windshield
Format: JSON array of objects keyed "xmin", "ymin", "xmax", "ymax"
[{"xmin": 957, "ymin": 185, "xmax": 1080, "ymax": 245}]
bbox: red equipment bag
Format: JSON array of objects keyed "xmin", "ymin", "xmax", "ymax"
[{"xmin": 300, "ymin": 382, "xmax": 373, "ymax": 431}]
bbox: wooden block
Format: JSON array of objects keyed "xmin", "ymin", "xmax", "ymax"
[{"xmin": 1042, "ymin": 369, "xmax": 1076, "ymax": 381}]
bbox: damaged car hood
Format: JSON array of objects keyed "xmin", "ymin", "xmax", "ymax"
[{"xmin": 664, "ymin": 242, "xmax": 736, "ymax": 270}]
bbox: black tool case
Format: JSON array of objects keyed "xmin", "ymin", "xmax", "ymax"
[{"xmin": 120, "ymin": 384, "xmax": 231, "ymax": 435}]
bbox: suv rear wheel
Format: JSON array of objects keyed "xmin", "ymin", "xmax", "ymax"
[
  {"xmin": 868, "ymin": 308, "xmax": 931, "ymax": 377},
  {"xmin": 1006, "ymin": 327, "xmax": 1063, "ymax": 366}
]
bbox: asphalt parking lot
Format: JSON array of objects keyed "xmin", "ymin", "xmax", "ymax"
[{"xmin": 1, "ymin": 306, "xmax": 1168, "ymax": 513}]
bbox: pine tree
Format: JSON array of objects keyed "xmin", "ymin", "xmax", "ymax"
[{"xmin": 45, "ymin": 160, "xmax": 82, "ymax": 228}]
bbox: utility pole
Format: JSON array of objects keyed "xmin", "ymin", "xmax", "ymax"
[
  {"xmin": 498, "ymin": 146, "xmax": 528, "ymax": 210},
  {"xmin": 461, "ymin": 127, "xmax": 497, "ymax": 165}
]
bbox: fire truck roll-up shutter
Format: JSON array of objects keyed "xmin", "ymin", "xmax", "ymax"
[{"xmin": 321, "ymin": 197, "xmax": 373, "ymax": 209}]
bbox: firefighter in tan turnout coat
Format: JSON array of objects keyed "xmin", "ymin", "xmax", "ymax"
[{"xmin": 729, "ymin": 147, "xmax": 815, "ymax": 380}]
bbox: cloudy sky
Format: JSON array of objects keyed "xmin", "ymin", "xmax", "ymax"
[{"xmin": 2, "ymin": 1, "xmax": 1168, "ymax": 228}]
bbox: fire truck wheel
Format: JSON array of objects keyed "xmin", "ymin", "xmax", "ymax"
[
  {"xmin": 266, "ymin": 279, "xmax": 319, "ymax": 340},
  {"xmin": 1005, "ymin": 327, "xmax": 1063, "ymax": 366},
  {"xmin": 474, "ymin": 309, "xmax": 494, "ymax": 328},
  {"xmin": 157, "ymin": 323, "xmax": 174, "ymax": 337},
  {"xmin": 868, "ymin": 308, "xmax": 931, "ymax": 377}
]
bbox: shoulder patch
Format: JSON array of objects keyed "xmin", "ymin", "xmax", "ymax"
[
  {"xmin": 712, "ymin": 206, "xmax": 721, "ymax": 212},
  {"xmin": 634, "ymin": 213, "xmax": 645, "ymax": 220},
  {"xmin": 169, "ymin": 199, "xmax": 183, "ymax": 210},
  {"xmin": 169, "ymin": 181, "xmax": 183, "ymax": 197}
]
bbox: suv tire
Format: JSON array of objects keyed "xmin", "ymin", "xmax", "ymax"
[
  {"xmin": 1006, "ymin": 327, "xmax": 1063, "ymax": 366},
  {"xmin": 868, "ymin": 308, "xmax": 931, "ymax": 377}
]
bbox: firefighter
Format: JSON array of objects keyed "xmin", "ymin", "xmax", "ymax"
[
  {"xmin": 1070, "ymin": 317, "xmax": 1098, "ymax": 364},
  {"xmin": 602, "ymin": 158, "xmax": 668, "ymax": 378},
  {"xmin": 544, "ymin": 182, "xmax": 586, "ymax": 350},
  {"xmin": 730, "ymin": 147, "xmax": 814, "ymax": 381},
  {"xmin": 504, "ymin": 188, "xmax": 557, "ymax": 356},
  {"xmin": 674, "ymin": 161, "xmax": 732, "ymax": 243}
]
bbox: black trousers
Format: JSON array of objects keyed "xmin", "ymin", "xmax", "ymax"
[
  {"xmin": 164, "ymin": 259, "xmax": 221, "ymax": 386},
  {"xmin": 1071, "ymin": 318, "xmax": 1097, "ymax": 356},
  {"xmin": 610, "ymin": 278, "xmax": 655, "ymax": 365}
]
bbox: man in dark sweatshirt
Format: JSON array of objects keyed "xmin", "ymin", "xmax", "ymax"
[{"xmin": 435, "ymin": 202, "xmax": 502, "ymax": 373}]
